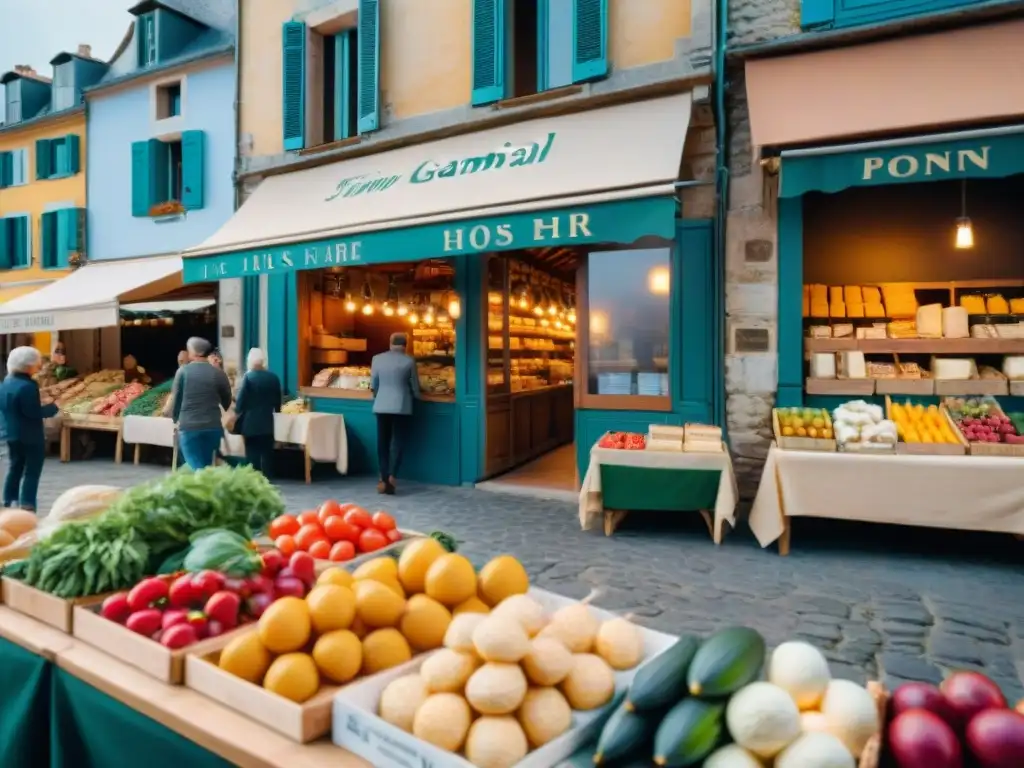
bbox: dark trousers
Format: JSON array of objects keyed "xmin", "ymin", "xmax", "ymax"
[
  {"xmin": 244, "ymin": 434, "xmax": 275, "ymax": 477},
  {"xmin": 376, "ymin": 414, "xmax": 408, "ymax": 482},
  {"xmin": 4, "ymin": 441, "xmax": 45, "ymax": 511}
]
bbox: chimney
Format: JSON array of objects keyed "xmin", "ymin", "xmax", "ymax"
[
  {"xmin": 77, "ymin": 44, "xmax": 92, "ymax": 58},
  {"xmin": 14, "ymin": 65, "xmax": 36, "ymax": 76}
]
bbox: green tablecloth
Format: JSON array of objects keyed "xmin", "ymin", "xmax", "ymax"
[{"xmin": 0, "ymin": 637, "xmax": 232, "ymax": 768}]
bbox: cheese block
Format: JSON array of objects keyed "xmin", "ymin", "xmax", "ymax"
[
  {"xmin": 829, "ymin": 286, "xmax": 844, "ymax": 304},
  {"xmin": 865, "ymin": 303, "xmax": 886, "ymax": 318},
  {"xmin": 942, "ymin": 306, "xmax": 969, "ymax": 339},
  {"xmin": 810, "ymin": 353, "xmax": 837, "ymax": 379},
  {"xmin": 932, "ymin": 357, "xmax": 976, "ymax": 381},
  {"xmin": 882, "ymin": 285, "xmax": 919, "ymax": 318},
  {"xmin": 844, "ymin": 286, "xmax": 863, "ymax": 304},
  {"xmin": 1003, "ymin": 356, "xmax": 1024, "ymax": 380},
  {"xmin": 809, "ymin": 284, "xmax": 828, "ymax": 303},
  {"xmin": 847, "ymin": 303, "xmax": 865, "ymax": 318},
  {"xmin": 916, "ymin": 304, "xmax": 943, "ymax": 338},
  {"xmin": 646, "ymin": 438, "xmax": 683, "ymax": 452},
  {"xmin": 960, "ymin": 295, "xmax": 986, "ymax": 314},
  {"xmin": 862, "ymin": 286, "xmax": 882, "ymax": 304},
  {"xmin": 810, "ymin": 301, "xmax": 829, "ymax": 318},
  {"xmin": 987, "ymin": 294, "xmax": 1009, "ymax": 314},
  {"xmin": 650, "ymin": 424, "xmax": 685, "ymax": 441},
  {"xmin": 1010, "ymin": 298, "xmax": 1024, "ymax": 314},
  {"xmin": 837, "ymin": 351, "xmax": 867, "ymax": 379},
  {"xmin": 829, "ymin": 301, "xmax": 846, "ymax": 318},
  {"xmin": 832, "ymin": 323, "xmax": 854, "ymax": 338}
]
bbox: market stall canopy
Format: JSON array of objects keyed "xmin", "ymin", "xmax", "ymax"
[
  {"xmin": 181, "ymin": 92, "xmax": 694, "ymax": 283},
  {"xmin": 744, "ymin": 20, "xmax": 1024, "ymax": 150},
  {"xmin": 0, "ymin": 255, "xmax": 184, "ymax": 333}
]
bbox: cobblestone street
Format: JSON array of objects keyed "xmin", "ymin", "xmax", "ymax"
[{"xmin": 24, "ymin": 458, "xmax": 1024, "ymax": 701}]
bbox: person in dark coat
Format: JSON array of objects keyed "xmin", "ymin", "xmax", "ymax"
[
  {"xmin": 233, "ymin": 348, "xmax": 282, "ymax": 475},
  {"xmin": 370, "ymin": 332, "xmax": 420, "ymax": 495},
  {"xmin": 0, "ymin": 347, "xmax": 58, "ymax": 511}
]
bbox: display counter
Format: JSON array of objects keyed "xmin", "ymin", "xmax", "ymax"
[{"xmin": 484, "ymin": 384, "xmax": 574, "ymax": 477}]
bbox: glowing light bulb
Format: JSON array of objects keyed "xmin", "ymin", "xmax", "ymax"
[
  {"xmin": 567, "ymin": 311, "xmax": 576, "ymax": 324},
  {"xmin": 361, "ymin": 304, "xmax": 374, "ymax": 315},
  {"xmin": 540, "ymin": 318, "xmax": 550, "ymax": 327},
  {"xmin": 533, "ymin": 306, "xmax": 544, "ymax": 316},
  {"xmin": 382, "ymin": 304, "xmax": 395, "ymax": 317},
  {"xmin": 424, "ymin": 313, "xmax": 435, "ymax": 325},
  {"xmin": 344, "ymin": 299, "xmax": 357, "ymax": 312},
  {"xmin": 397, "ymin": 304, "xmax": 409, "ymax": 316},
  {"xmin": 448, "ymin": 298, "xmax": 461, "ymax": 319},
  {"xmin": 548, "ymin": 305, "xmax": 557, "ymax": 315},
  {"xmin": 518, "ymin": 297, "xmax": 528, "ymax": 309},
  {"xmin": 955, "ymin": 218, "xmax": 974, "ymax": 249},
  {"xmin": 648, "ymin": 266, "xmax": 670, "ymax": 295}
]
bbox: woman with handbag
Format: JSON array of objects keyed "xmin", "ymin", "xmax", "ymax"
[
  {"xmin": 233, "ymin": 348, "xmax": 282, "ymax": 475},
  {"xmin": 169, "ymin": 337, "xmax": 232, "ymax": 470}
]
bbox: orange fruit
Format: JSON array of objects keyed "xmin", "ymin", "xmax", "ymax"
[
  {"xmin": 268, "ymin": 514, "xmax": 300, "ymax": 539},
  {"xmin": 275, "ymin": 534, "xmax": 297, "ymax": 556}
]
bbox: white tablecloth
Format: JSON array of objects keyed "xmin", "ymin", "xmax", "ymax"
[
  {"xmin": 578, "ymin": 447, "xmax": 739, "ymax": 541},
  {"xmin": 222, "ymin": 412, "xmax": 349, "ymax": 474},
  {"xmin": 122, "ymin": 415, "xmax": 176, "ymax": 448},
  {"xmin": 749, "ymin": 442, "xmax": 1024, "ymax": 546}
]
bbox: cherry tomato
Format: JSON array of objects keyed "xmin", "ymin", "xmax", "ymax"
[
  {"xmin": 385, "ymin": 529, "xmax": 402, "ymax": 543},
  {"xmin": 294, "ymin": 523, "xmax": 326, "ymax": 552},
  {"xmin": 297, "ymin": 510, "xmax": 321, "ymax": 527},
  {"xmin": 371, "ymin": 511, "xmax": 396, "ymax": 532},
  {"xmin": 344, "ymin": 506, "xmax": 373, "ymax": 529},
  {"xmin": 317, "ymin": 500, "xmax": 342, "ymax": 524},
  {"xmin": 274, "ymin": 534, "xmax": 297, "ymax": 557},
  {"xmin": 329, "ymin": 541, "xmax": 356, "ymax": 562},
  {"xmin": 268, "ymin": 514, "xmax": 300, "ymax": 539},
  {"xmin": 324, "ymin": 516, "xmax": 361, "ymax": 544},
  {"xmin": 358, "ymin": 528, "xmax": 389, "ymax": 554},
  {"xmin": 308, "ymin": 539, "xmax": 332, "ymax": 560}
]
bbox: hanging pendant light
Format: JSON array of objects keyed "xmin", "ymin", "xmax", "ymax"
[
  {"xmin": 955, "ymin": 179, "xmax": 974, "ymax": 250},
  {"xmin": 382, "ymin": 276, "xmax": 398, "ymax": 316},
  {"xmin": 344, "ymin": 293, "xmax": 357, "ymax": 313}
]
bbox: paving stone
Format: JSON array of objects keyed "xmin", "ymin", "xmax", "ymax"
[
  {"xmin": 879, "ymin": 652, "xmax": 943, "ymax": 684},
  {"xmin": 929, "ymin": 634, "xmax": 987, "ymax": 667},
  {"xmin": 878, "ymin": 620, "xmax": 929, "ymax": 638},
  {"xmin": 941, "ymin": 622, "xmax": 1009, "ymax": 646},
  {"xmin": 793, "ymin": 596, "xmax": 851, "ymax": 619},
  {"xmin": 875, "ymin": 602, "xmax": 933, "ymax": 626}
]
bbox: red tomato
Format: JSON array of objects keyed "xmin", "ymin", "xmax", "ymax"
[
  {"xmin": 308, "ymin": 540, "xmax": 332, "ymax": 560},
  {"xmin": 297, "ymin": 510, "xmax": 321, "ymax": 528},
  {"xmin": 317, "ymin": 500, "xmax": 343, "ymax": 524},
  {"xmin": 358, "ymin": 528, "xmax": 389, "ymax": 553},
  {"xmin": 344, "ymin": 506, "xmax": 373, "ymax": 529},
  {"xmin": 385, "ymin": 529, "xmax": 402, "ymax": 543},
  {"xmin": 371, "ymin": 511, "xmax": 397, "ymax": 532},
  {"xmin": 274, "ymin": 534, "xmax": 297, "ymax": 557},
  {"xmin": 268, "ymin": 514, "xmax": 300, "ymax": 539},
  {"xmin": 294, "ymin": 523, "xmax": 326, "ymax": 552},
  {"xmin": 324, "ymin": 516, "xmax": 361, "ymax": 544},
  {"xmin": 329, "ymin": 541, "xmax": 356, "ymax": 562}
]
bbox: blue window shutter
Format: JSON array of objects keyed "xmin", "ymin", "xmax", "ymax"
[
  {"xmin": 35, "ymin": 139, "xmax": 52, "ymax": 179},
  {"xmin": 66, "ymin": 134, "xmax": 81, "ymax": 174},
  {"xmin": 40, "ymin": 212, "xmax": 57, "ymax": 268},
  {"xmin": 357, "ymin": 0, "xmax": 380, "ymax": 133},
  {"xmin": 150, "ymin": 139, "xmax": 170, "ymax": 204},
  {"xmin": 131, "ymin": 140, "xmax": 152, "ymax": 216},
  {"xmin": 571, "ymin": 0, "xmax": 608, "ymax": 83},
  {"xmin": 181, "ymin": 130, "xmax": 205, "ymax": 210},
  {"xmin": 471, "ymin": 0, "xmax": 505, "ymax": 106},
  {"xmin": 0, "ymin": 152, "xmax": 10, "ymax": 188},
  {"xmin": 282, "ymin": 22, "xmax": 306, "ymax": 151},
  {"xmin": 801, "ymin": 0, "xmax": 835, "ymax": 28},
  {"xmin": 56, "ymin": 209, "xmax": 73, "ymax": 267},
  {"xmin": 334, "ymin": 31, "xmax": 353, "ymax": 141},
  {"xmin": 0, "ymin": 219, "xmax": 10, "ymax": 269},
  {"xmin": 13, "ymin": 217, "xmax": 29, "ymax": 267}
]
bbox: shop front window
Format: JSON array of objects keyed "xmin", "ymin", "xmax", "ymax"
[
  {"xmin": 301, "ymin": 260, "xmax": 457, "ymax": 400},
  {"xmin": 580, "ymin": 248, "xmax": 671, "ymax": 408}
]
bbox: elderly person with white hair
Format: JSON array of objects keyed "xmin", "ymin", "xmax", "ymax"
[
  {"xmin": 169, "ymin": 337, "xmax": 233, "ymax": 469},
  {"xmin": 233, "ymin": 348, "xmax": 282, "ymax": 475},
  {"xmin": 0, "ymin": 347, "xmax": 59, "ymax": 511}
]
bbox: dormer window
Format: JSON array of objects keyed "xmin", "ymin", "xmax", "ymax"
[
  {"xmin": 52, "ymin": 62, "xmax": 76, "ymax": 111},
  {"xmin": 138, "ymin": 13, "xmax": 157, "ymax": 67},
  {"xmin": 4, "ymin": 80, "xmax": 21, "ymax": 123}
]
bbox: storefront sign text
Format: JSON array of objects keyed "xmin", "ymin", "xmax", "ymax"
[
  {"xmin": 0, "ymin": 314, "xmax": 56, "ymax": 332},
  {"xmin": 862, "ymin": 145, "xmax": 990, "ymax": 182},
  {"xmin": 325, "ymin": 132, "xmax": 557, "ymax": 202},
  {"xmin": 441, "ymin": 212, "xmax": 592, "ymax": 252}
]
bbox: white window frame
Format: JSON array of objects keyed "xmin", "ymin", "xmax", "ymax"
[
  {"xmin": 5, "ymin": 79, "xmax": 22, "ymax": 124},
  {"xmin": 52, "ymin": 61, "xmax": 76, "ymax": 111},
  {"xmin": 10, "ymin": 148, "xmax": 28, "ymax": 186},
  {"xmin": 150, "ymin": 74, "xmax": 186, "ymax": 134}
]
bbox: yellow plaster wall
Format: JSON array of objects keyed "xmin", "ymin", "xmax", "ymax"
[
  {"xmin": 609, "ymin": 0, "xmax": 692, "ymax": 70},
  {"xmin": 239, "ymin": 0, "xmax": 294, "ymax": 157},
  {"xmin": 0, "ymin": 111, "xmax": 85, "ymax": 292}
]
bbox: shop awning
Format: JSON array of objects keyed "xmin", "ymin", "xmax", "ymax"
[
  {"xmin": 779, "ymin": 125, "xmax": 1024, "ymax": 198},
  {"xmin": 182, "ymin": 93, "xmax": 694, "ymax": 283},
  {"xmin": 0, "ymin": 255, "xmax": 183, "ymax": 333},
  {"xmin": 745, "ymin": 20, "xmax": 1024, "ymax": 150}
]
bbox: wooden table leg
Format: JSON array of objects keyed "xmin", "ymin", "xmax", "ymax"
[
  {"xmin": 304, "ymin": 444, "xmax": 312, "ymax": 485},
  {"xmin": 603, "ymin": 510, "xmax": 627, "ymax": 536},
  {"xmin": 133, "ymin": 444, "xmax": 141, "ymax": 465},
  {"xmin": 698, "ymin": 510, "xmax": 715, "ymax": 541},
  {"xmin": 60, "ymin": 424, "xmax": 70, "ymax": 463},
  {"xmin": 171, "ymin": 442, "xmax": 178, "ymax": 470},
  {"xmin": 114, "ymin": 429, "xmax": 124, "ymax": 464},
  {"xmin": 778, "ymin": 517, "xmax": 792, "ymax": 556}
]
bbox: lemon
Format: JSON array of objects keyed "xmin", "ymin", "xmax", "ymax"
[
  {"xmin": 425, "ymin": 553, "xmax": 477, "ymax": 607},
  {"xmin": 353, "ymin": 556, "xmax": 399, "ymax": 584},
  {"xmin": 355, "ymin": 580, "xmax": 406, "ymax": 628},
  {"xmin": 317, "ymin": 567, "xmax": 354, "ymax": 588},
  {"xmin": 263, "ymin": 653, "xmax": 320, "ymax": 703},
  {"xmin": 453, "ymin": 596, "xmax": 491, "ymax": 615},
  {"xmin": 258, "ymin": 597, "xmax": 311, "ymax": 654},
  {"xmin": 362, "ymin": 628, "xmax": 413, "ymax": 675},
  {"xmin": 306, "ymin": 584, "xmax": 356, "ymax": 634},
  {"xmin": 398, "ymin": 537, "xmax": 446, "ymax": 594},
  {"xmin": 312, "ymin": 629, "xmax": 362, "ymax": 684},
  {"xmin": 218, "ymin": 631, "xmax": 272, "ymax": 684},
  {"xmin": 477, "ymin": 555, "xmax": 529, "ymax": 607},
  {"xmin": 399, "ymin": 594, "xmax": 452, "ymax": 651}
]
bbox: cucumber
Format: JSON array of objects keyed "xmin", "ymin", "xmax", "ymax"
[
  {"xmin": 686, "ymin": 627, "xmax": 765, "ymax": 698},
  {"xmin": 652, "ymin": 698, "xmax": 725, "ymax": 767},
  {"xmin": 624, "ymin": 635, "xmax": 700, "ymax": 712},
  {"xmin": 593, "ymin": 701, "xmax": 657, "ymax": 765}
]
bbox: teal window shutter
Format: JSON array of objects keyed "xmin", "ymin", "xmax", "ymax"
[
  {"xmin": 13, "ymin": 216, "xmax": 29, "ymax": 267},
  {"xmin": 181, "ymin": 130, "xmax": 205, "ymax": 210},
  {"xmin": 40, "ymin": 212, "xmax": 58, "ymax": 268},
  {"xmin": 35, "ymin": 139, "xmax": 52, "ymax": 179},
  {"xmin": 131, "ymin": 140, "xmax": 152, "ymax": 216},
  {"xmin": 0, "ymin": 219, "xmax": 10, "ymax": 269},
  {"xmin": 801, "ymin": 0, "xmax": 835, "ymax": 28},
  {"xmin": 571, "ymin": 0, "xmax": 608, "ymax": 83},
  {"xmin": 357, "ymin": 0, "xmax": 380, "ymax": 133},
  {"xmin": 472, "ymin": 0, "xmax": 505, "ymax": 106},
  {"xmin": 334, "ymin": 31, "xmax": 354, "ymax": 141},
  {"xmin": 282, "ymin": 22, "xmax": 306, "ymax": 151},
  {"xmin": 57, "ymin": 209, "xmax": 73, "ymax": 267},
  {"xmin": 0, "ymin": 151, "xmax": 10, "ymax": 188},
  {"xmin": 150, "ymin": 139, "xmax": 170, "ymax": 204},
  {"xmin": 66, "ymin": 134, "xmax": 81, "ymax": 174}
]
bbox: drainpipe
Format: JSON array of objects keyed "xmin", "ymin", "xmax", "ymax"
[{"xmin": 712, "ymin": 0, "xmax": 729, "ymax": 433}]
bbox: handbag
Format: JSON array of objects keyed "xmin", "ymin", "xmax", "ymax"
[{"xmin": 224, "ymin": 372, "xmax": 247, "ymax": 434}]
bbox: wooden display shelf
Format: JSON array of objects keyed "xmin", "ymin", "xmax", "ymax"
[
  {"xmin": 805, "ymin": 378, "xmax": 875, "ymax": 396},
  {"xmin": 805, "ymin": 338, "xmax": 1024, "ymax": 354}
]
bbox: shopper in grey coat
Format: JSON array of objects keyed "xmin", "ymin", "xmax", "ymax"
[{"xmin": 370, "ymin": 333, "xmax": 420, "ymax": 494}]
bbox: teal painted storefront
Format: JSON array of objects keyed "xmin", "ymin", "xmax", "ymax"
[
  {"xmin": 236, "ymin": 206, "xmax": 715, "ymax": 487},
  {"xmin": 777, "ymin": 126, "xmax": 1024, "ymax": 411}
]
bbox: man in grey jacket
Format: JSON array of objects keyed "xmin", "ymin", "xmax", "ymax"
[
  {"xmin": 370, "ymin": 333, "xmax": 421, "ymax": 494},
  {"xmin": 171, "ymin": 337, "xmax": 233, "ymax": 470}
]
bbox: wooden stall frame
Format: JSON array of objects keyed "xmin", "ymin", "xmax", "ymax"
[{"xmin": 60, "ymin": 418, "xmax": 124, "ymax": 463}]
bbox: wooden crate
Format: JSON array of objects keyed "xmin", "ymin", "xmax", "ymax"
[
  {"xmin": 185, "ymin": 628, "xmax": 341, "ymax": 743},
  {"xmin": 772, "ymin": 409, "xmax": 837, "ymax": 452},
  {"xmin": 935, "ymin": 377, "xmax": 1009, "ymax": 396},
  {"xmin": 805, "ymin": 377, "xmax": 875, "ymax": 396},
  {"xmin": 946, "ymin": 399, "xmax": 1024, "ymax": 457},
  {"xmin": 875, "ymin": 377, "xmax": 934, "ymax": 396},
  {"xmin": 72, "ymin": 603, "xmax": 251, "ymax": 684},
  {"xmin": 859, "ymin": 680, "xmax": 888, "ymax": 768},
  {"xmin": 885, "ymin": 396, "xmax": 967, "ymax": 456},
  {"xmin": 1010, "ymin": 380, "xmax": 1024, "ymax": 396},
  {"xmin": 0, "ymin": 577, "xmax": 106, "ymax": 633}
]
